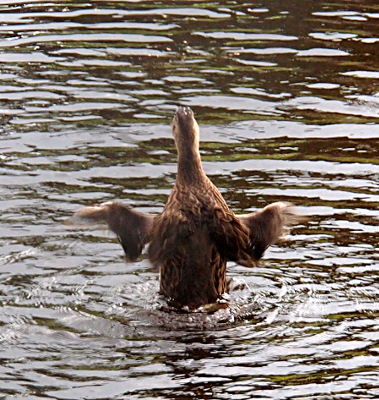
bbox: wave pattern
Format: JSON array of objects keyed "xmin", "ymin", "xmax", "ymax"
[{"xmin": 1, "ymin": 1, "xmax": 379, "ymax": 399}]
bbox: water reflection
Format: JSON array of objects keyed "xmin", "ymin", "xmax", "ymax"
[{"xmin": 1, "ymin": 0, "xmax": 379, "ymax": 399}]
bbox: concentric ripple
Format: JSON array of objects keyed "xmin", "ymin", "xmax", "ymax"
[{"xmin": 1, "ymin": 1, "xmax": 379, "ymax": 399}]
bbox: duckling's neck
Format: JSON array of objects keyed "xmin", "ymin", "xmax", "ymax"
[{"xmin": 177, "ymin": 146, "xmax": 207, "ymax": 185}]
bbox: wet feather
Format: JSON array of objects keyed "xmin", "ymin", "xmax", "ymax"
[{"xmin": 66, "ymin": 107, "xmax": 300, "ymax": 309}]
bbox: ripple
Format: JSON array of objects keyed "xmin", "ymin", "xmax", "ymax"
[
  {"xmin": 235, "ymin": 58, "xmax": 277, "ymax": 67},
  {"xmin": 312, "ymin": 11, "xmax": 361, "ymax": 18},
  {"xmin": 0, "ymin": 21, "xmax": 178, "ymax": 32},
  {"xmin": 106, "ymin": 47, "xmax": 172, "ymax": 57},
  {"xmin": 46, "ymin": 375, "xmax": 182, "ymax": 400},
  {"xmin": 296, "ymin": 48, "xmax": 349, "ymax": 57},
  {"xmin": 282, "ymin": 95, "xmax": 379, "ymax": 118},
  {"xmin": 2, "ymin": 1, "xmax": 379, "ymax": 399},
  {"xmin": 0, "ymin": 90, "xmax": 62, "ymax": 101},
  {"xmin": 342, "ymin": 70, "xmax": 379, "ymax": 79},
  {"xmin": 306, "ymin": 83, "xmax": 340, "ymax": 89},
  {"xmin": 194, "ymin": 31, "xmax": 298, "ymax": 41},
  {"xmin": 0, "ymin": 52, "xmax": 64, "ymax": 63},
  {"xmin": 48, "ymin": 101, "xmax": 125, "ymax": 112},
  {"xmin": 231, "ymin": 87, "xmax": 291, "ymax": 99},
  {"xmin": 3, "ymin": 7, "xmax": 228, "ymax": 21},
  {"xmin": 0, "ymin": 33, "xmax": 172, "ymax": 48},
  {"xmin": 309, "ymin": 32, "xmax": 357, "ymax": 41},
  {"xmin": 181, "ymin": 95, "xmax": 280, "ymax": 115},
  {"xmin": 230, "ymin": 47, "xmax": 297, "ymax": 55}
]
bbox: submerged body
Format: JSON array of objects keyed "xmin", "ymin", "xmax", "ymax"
[{"xmin": 67, "ymin": 107, "xmax": 297, "ymax": 310}]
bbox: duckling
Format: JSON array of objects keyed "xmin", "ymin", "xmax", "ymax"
[{"xmin": 66, "ymin": 107, "xmax": 297, "ymax": 310}]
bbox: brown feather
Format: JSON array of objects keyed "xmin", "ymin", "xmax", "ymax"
[
  {"xmin": 237, "ymin": 202, "xmax": 298, "ymax": 262},
  {"xmin": 65, "ymin": 201, "xmax": 154, "ymax": 261},
  {"xmin": 65, "ymin": 107, "xmax": 301, "ymax": 310}
]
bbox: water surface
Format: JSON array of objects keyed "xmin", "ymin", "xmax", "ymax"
[{"xmin": 1, "ymin": 1, "xmax": 379, "ymax": 399}]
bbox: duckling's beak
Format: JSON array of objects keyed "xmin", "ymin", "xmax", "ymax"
[
  {"xmin": 172, "ymin": 107, "xmax": 196, "ymax": 132},
  {"xmin": 175, "ymin": 106, "xmax": 193, "ymax": 117},
  {"xmin": 174, "ymin": 106, "xmax": 194, "ymax": 125}
]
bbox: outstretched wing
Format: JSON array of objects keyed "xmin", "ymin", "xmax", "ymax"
[
  {"xmin": 65, "ymin": 201, "xmax": 154, "ymax": 261},
  {"xmin": 237, "ymin": 202, "xmax": 299, "ymax": 262},
  {"xmin": 209, "ymin": 207, "xmax": 256, "ymax": 267}
]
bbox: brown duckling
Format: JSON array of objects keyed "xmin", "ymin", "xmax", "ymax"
[{"xmin": 66, "ymin": 107, "xmax": 297, "ymax": 310}]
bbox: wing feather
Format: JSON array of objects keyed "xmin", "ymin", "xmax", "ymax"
[
  {"xmin": 65, "ymin": 201, "xmax": 154, "ymax": 261},
  {"xmin": 237, "ymin": 201, "xmax": 299, "ymax": 262}
]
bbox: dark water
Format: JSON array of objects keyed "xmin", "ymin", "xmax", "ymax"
[{"xmin": 1, "ymin": 1, "xmax": 379, "ymax": 399}]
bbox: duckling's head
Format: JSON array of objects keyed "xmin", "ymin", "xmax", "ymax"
[{"xmin": 172, "ymin": 107, "xmax": 200, "ymax": 156}]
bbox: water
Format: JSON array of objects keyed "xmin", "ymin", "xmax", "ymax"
[{"xmin": 1, "ymin": 1, "xmax": 379, "ymax": 399}]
